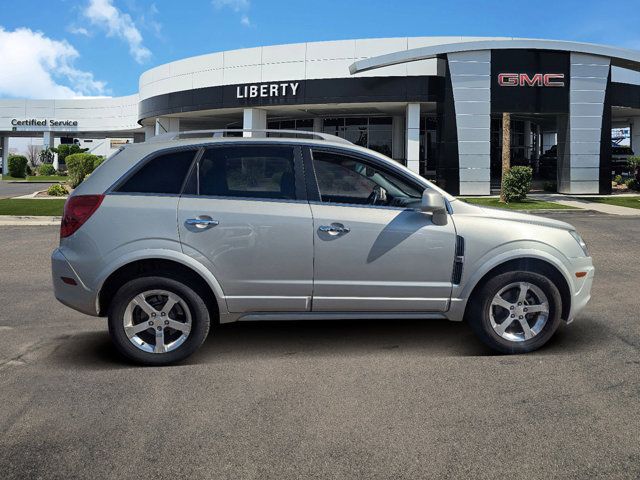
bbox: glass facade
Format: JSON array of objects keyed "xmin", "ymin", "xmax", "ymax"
[{"xmin": 322, "ymin": 117, "xmax": 393, "ymax": 157}]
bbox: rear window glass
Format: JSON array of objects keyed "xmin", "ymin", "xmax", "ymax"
[
  {"xmin": 194, "ymin": 146, "xmax": 296, "ymax": 200},
  {"xmin": 116, "ymin": 150, "xmax": 197, "ymax": 194}
]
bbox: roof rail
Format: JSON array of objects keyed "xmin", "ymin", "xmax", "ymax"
[{"xmin": 147, "ymin": 129, "xmax": 353, "ymax": 145}]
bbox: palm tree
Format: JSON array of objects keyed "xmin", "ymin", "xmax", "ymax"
[{"xmin": 500, "ymin": 112, "xmax": 511, "ymax": 202}]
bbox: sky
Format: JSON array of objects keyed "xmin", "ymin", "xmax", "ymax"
[{"xmin": 0, "ymin": 0, "xmax": 639, "ymax": 99}]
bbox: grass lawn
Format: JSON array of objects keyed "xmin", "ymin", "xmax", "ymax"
[
  {"xmin": 587, "ymin": 196, "xmax": 640, "ymax": 210},
  {"xmin": 459, "ymin": 197, "xmax": 577, "ymax": 210},
  {"xmin": 0, "ymin": 199, "xmax": 65, "ymax": 216},
  {"xmin": 1, "ymin": 175, "xmax": 67, "ymax": 182}
]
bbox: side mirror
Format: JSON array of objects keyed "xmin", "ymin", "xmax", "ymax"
[{"xmin": 420, "ymin": 190, "xmax": 448, "ymax": 225}]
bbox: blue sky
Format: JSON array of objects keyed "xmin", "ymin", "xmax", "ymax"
[{"xmin": 0, "ymin": 0, "xmax": 639, "ymax": 98}]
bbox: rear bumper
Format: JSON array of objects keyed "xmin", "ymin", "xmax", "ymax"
[{"xmin": 51, "ymin": 248, "xmax": 99, "ymax": 316}]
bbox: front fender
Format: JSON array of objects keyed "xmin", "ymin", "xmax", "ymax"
[{"xmin": 456, "ymin": 240, "xmax": 575, "ymax": 301}]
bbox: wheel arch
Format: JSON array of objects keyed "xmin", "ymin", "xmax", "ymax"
[
  {"xmin": 463, "ymin": 257, "xmax": 571, "ymax": 321},
  {"xmin": 97, "ymin": 255, "xmax": 226, "ymax": 319}
]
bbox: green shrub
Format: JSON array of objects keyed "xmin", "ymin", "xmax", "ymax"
[
  {"xmin": 543, "ymin": 181, "xmax": 557, "ymax": 192},
  {"xmin": 93, "ymin": 155, "xmax": 105, "ymax": 170},
  {"xmin": 7, "ymin": 155, "xmax": 28, "ymax": 178},
  {"xmin": 66, "ymin": 153, "xmax": 101, "ymax": 188},
  {"xmin": 624, "ymin": 178, "xmax": 639, "ymax": 190},
  {"xmin": 38, "ymin": 163, "xmax": 56, "ymax": 176},
  {"xmin": 47, "ymin": 184, "xmax": 67, "ymax": 196},
  {"xmin": 627, "ymin": 156, "xmax": 640, "ymax": 174},
  {"xmin": 613, "ymin": 174, "xmax": 623, "ymax": 185},
  {"xmin": 26, "ymin": 165, "xmax": 33, "ymax": 176},
  {"xmin": 502, "ymin": 166, "xmax": 533, "ymax": 202},
  {"xmin": 54, "ymin": 144, "xmax": 88, "ymax": 166}
]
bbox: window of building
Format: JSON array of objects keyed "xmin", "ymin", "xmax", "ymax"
[
  {"xmin": 116, "ymin": 149, "xmax": 197, "ymax": 194},
  {"xmin": 267, "ymin": 119, "xmax": 314, "ymax": 134},
  {"xmin": 322, "ymin": 117, "xmax": 393, "ymax": 157},
  {"xmin": 196, "ymin": 146, "xmax": 296, "ymax": 200},
  {"xmin": 312, "ymin": 149, "xmax": 422, "ymax": 207}
]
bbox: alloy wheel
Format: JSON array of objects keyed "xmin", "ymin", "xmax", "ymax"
[
  {"xmin": 123, "ymin": 289, "xmax": 192, "ymax": 354},
  {"xmin": 489, "ymin": 282, "xmax": 550, "ymax": 342}
]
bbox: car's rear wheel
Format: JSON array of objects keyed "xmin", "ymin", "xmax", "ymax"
[
  {"xmin": 108, "ymin": 276, "xmax": 210, "ymax": 365},
  {"xmin": 466, "ymin": 271, "xmax": 563, "ymax": 354}
]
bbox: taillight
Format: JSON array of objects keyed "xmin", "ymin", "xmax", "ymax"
[{"xmin": 60, "ymin": 194, "xmax": 105, "ymax": 238}]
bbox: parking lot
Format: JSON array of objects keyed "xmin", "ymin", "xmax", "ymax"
[{"xmin": 0, "ymin": 212, "xmax": 638, "ymax": 480}]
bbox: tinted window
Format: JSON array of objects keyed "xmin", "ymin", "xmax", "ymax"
[
  {"xmin": 198, "ymin": 146, "xmax": 296, "ymax": 200},
  {"xmin": 117, "ymin": 150, "xmax": 196, "ymax": 194},
  {"xmin": 312, "ymin": 150, "xmax": 422, "ymax": 207}
]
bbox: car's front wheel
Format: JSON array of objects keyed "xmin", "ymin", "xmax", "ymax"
[
  {"xmin": 108, "ymin": 276, "xmax": 210, "ymax": 365},
  {"xmin": 467, "ymin": 271, "xmax": 563, "ymax": 354}
]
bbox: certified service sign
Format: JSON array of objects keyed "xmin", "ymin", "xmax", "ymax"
[{"xmin": 11, "ymin": 119, "xmax": 79, "ymax": 127}]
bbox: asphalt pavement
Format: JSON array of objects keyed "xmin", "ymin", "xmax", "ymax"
[
  {"xmin": 0, "ymin": 181, "xmax": 55, "ymax": 199},
  {"xmin": 0, "ymin": 213, "xmax": 638, "ymax": 479}
]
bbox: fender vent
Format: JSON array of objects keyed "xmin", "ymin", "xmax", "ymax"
[{"xmin": 451, "ymin": 235, "xmax": 465, "ymax": 285}]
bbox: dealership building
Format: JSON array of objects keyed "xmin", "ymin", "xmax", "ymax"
[{"xmin": 2, "ymin": 36, "xmax": 640, "ymax": 195}]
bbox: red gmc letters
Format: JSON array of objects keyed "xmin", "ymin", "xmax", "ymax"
[{"xmin": 498, "ymin": 73, "xmax": 565, "ymax": 87}]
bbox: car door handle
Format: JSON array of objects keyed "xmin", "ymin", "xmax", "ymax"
[
  {"xmin": 186, "ymin": 217, "xmax": 219, "ymax": 229},
  {"xmin": 318, "ymin": 224, "xmax": 350, "ymax": 235}
]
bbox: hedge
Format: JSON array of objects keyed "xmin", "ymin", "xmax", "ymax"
[
  {"xmin": 7, "ymin": 155, "xmax": 28, "ymax": 178},
  {"xmin": 66, "ymin": 153, "xmax": 102, "ymax": 188},
  {"xmin": 502, "ymin": 166, "xmax": 533, "ymax": 203}
]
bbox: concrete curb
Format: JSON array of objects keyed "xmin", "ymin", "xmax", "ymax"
[
  {"xmin": 518, "ymin": 209, "xmax": 602, "ymax": 215},
  {"xmin": 0, "ymin": 216, "xmax": 61, "ymax": 226}
]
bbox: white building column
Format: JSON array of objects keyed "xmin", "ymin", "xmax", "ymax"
[
  {"xmin": 447, "ymin": 50, "xmax": 491, "ymax": 196},
  {"xmin": 243, "ymin": 108, "xmax": 267, "ymax": 137},
  {"xmin": 313, "ymin": 117, "xmax": 323, "ymax": 133},
  {"xmin": 155, "ymin": 117, "xmax": 180, "ymax": 136},
  {"xmin": 392, "ymin": 115, "xmax": 405, "ymax": 162},
  {"xmin": 559, "ymin": 53, "xmax": 610, "ymax": 194},
  {"xmin": 143, "ymin": 125, "xmax": 155, "ymax": 141},
  {"xmin": 406, "ymin": 103, "xmax": 420, "ymax": 173},
  {"xmin": 1, "ymin": 137, "xmax": 9, "ymax": 176}
]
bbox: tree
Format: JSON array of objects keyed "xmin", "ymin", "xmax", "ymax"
[
  {"xmin": 53, "ymin": 144, "xmax": 89, "ymax": 166},
  {"xmin": 628, "ymin": 156, "xmax": 640, "ymax": 182},
  {"xmin": 39, "ymin": 147, "xmax": 55, "ymax": 164},
  {"xmin": 26, "ymin": 144, "xmax": 42, "ymax": 167},
  {"xmin": 499, "ymin": 112, "xmax": 511, "ymax": 203}
]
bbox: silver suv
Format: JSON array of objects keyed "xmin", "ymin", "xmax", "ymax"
[{"xmin": 52, "ymin": 130, "xmax": 594, "ymax": 365}]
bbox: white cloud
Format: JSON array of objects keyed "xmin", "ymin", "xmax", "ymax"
[
  {"xmin": 0, "ymin": 27, "xmax": 108, "ymax": 99},
  {"xmin": 68, "ymin": 26, "xmax": 90, "ymax": 36},
  {"xmin": 83, "ymin": 0, "xmax": 151, "ymax": 63},
  {"xmin": 212, "ymin": 0, "xmax": 250, "ymax": 11},
  {"xmin": 213, "ymin": 0, "xmax": 252, "ymax": 27}
]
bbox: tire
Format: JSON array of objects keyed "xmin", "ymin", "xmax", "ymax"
[
  {"xmin": 466, "ymin": 271, "xmax": 563, "ymax": 354},
  {"xmin": 108, "ymin": 276, "xmax": 210, "ymax": 365}
]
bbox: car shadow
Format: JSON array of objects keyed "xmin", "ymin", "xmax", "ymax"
[
  {"xmin": 367, "ymin": 210, "xmax": 427, "ymax": 263},
  {"xmin": 47, "ymin": 315, "xmax": 603, "ymax": 370}
]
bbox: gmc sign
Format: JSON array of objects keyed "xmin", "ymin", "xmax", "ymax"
[{"xmin": 498, "ymin": 73, "xmax": 565, "ymax": 87}]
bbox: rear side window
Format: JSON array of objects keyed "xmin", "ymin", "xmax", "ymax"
[
  {"xmin": 195, "ymin": 146, "xmax": 296, "ymax": 200},
  {"xmin": 116, "ymin": 149, "xmax": 197, "ymax": 194}
]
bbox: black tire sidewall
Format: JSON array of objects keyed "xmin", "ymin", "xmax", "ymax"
[
  {"xmin": 108, "ymin": 276, "xmax": 210, "ymax": 365},
  {"xmin": 468, "ymin": 271, "xmax": 562, "ymax": 354}
]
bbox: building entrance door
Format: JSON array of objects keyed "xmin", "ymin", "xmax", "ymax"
[{"xmin": 490, "ymin": 114, "xmax": 566, "ymax": 193}]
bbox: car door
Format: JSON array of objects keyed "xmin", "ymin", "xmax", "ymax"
[
  {"xmin": 306, "ymin": 147, "xmax": 456, "ymax": 312},
  {"xmin": 178, "ymin": 143, "xmax": 313, "ymax": 313}
]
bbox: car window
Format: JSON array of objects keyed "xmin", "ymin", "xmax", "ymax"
[
  {"xmin": 197, "ymin": 146, "xmax": 296, "ymax": 200},
  {"xmin": 311, "ymin": 149, "xmax": 423, "ymax": 207},
  {"xmin": 117, "ymin": 149, "xmax": 197, "ymax": 194}
]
